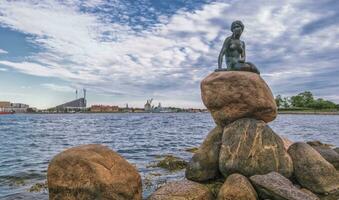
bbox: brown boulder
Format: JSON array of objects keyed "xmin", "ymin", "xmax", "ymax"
[
  {"xmin": 217, "ymin": 173, "xmax": 258, "ymax": 200},
  {"xmin": 250, "ymin": 172, "xmax": 319, "ymax": 200},
  {"xmin": 148, "ymin": 180, "xmax": 213, "ymax": 200},
  {"xmin": 219, "ymin": 118, "xmax": 293, "ymax": 178},
  {"xmin": 201, "ymin": 71, "xmax": 277, "ymax": 126},
  {"xmin": 186, "ymin": 126, "xmax": 223, "ymax": 182},
  {"xmin": 47, "ymin": 144, "xmax": 142, "ymax": 200},
  {"xmin": 307, "ymin": 141, "xmax": 339, "ymax": 170},
  {"xmin": 288, "ymin": 142, "xmax": 339, "ymax": 194}
]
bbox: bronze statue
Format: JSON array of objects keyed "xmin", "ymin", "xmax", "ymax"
[{"xmin": 217, "ymin": 20, "xmax": 260, "ymax": 74}]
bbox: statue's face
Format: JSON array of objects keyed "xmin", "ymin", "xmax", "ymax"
[{"xmin": 232, "ymin": 24, "xmax": 243, "ymax": 37}]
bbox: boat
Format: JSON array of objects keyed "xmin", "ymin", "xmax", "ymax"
[
  {"xmin": 0, "ymin": 111, "xmax": 14, "ymax": 115},
  {"xmin": 0, "ymin": 107, "xmax": 14, "ymax": 115}
]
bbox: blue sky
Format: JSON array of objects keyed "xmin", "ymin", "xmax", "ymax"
[{"xmin": 0, "ymin": 0, "xmax": 338, "ymax": 109}]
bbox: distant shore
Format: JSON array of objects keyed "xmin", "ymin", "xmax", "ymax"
[{"xmin": 278, "ymin": 110, "xmax": 339, "ymax": 115}]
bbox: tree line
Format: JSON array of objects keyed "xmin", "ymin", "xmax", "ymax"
[{"xmin": 275, "ymin": 91, "xmax": 339, "ymax": 110}]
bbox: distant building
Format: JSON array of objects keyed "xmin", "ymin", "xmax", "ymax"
[
  {"xmin": 90, "ymin": 105, "xmax": 119, "ymax": 112},
  {"xmin": 54, "ymin": 89, "xmax": 87, "ymax": 112},
  {"xmin": 144, "ymin": 99, "xmax": 153, "ymax": 112},
  {"xmin": 0, "ymin": 101, "xmax": 11, "ymax": 108},
  {"xmin": 0, "ymin": 101, "xmax": 30, "ymax": 113},
  {"xmin": 55, "ymin": 98, "xmax": 87, "ymax": 112}
]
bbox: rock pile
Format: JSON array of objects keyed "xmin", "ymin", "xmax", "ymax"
[{"xmin": 184, "ymin": 71, "xmax": 339, "ymax": 200}]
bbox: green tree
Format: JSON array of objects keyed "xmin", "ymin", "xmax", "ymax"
[
  {"xmin": 290, "ymin": 91, "xmax": 314, "ymax": 108},
  {"xmin": 275, "ymin": 95, "xmax": 283, "ymax": 108},
  {"xmin": 282, "ymin": 97, "xmax": 290, "ymax": 108}
]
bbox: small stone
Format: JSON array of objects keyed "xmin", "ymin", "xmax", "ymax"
[
  {"xmin": 219, "ymin": 118, "xmax": 293, "ymax": 178},
  {"xmin": 148, "ymin": 180, "xmax": 213, "ymax": 200},
  {"xmin": 47, "ymin": 144, "xmax": 142, "ymax": 200},
  {"xmin": 250, "ymin": 172, "xmax": 319, "ymax": 200},
  {"xmin": 217, "ymin": 173, "xmax": 258, "ymax": 200},
  {"xmin": 186, "ymin": 126, "xmax": 223, "ymax": 182},
  {"xmin": 288, "ymin": 142, "xmax": 339, "ymax": 194},
  {"xmin": 201, "ymin": 71, "xmax": 277, "ymax": 126}
]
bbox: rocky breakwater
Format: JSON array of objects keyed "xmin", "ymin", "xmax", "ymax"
[
  {"xmin": 47, "ymin": 144, "xmax": 142, "ymax": 200},
  {"xmin": 184, "ymin": 71, "xmax": 339, "ymax": 200}
]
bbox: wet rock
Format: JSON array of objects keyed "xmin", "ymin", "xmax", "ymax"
[
  {"xmin": 185, "ymin": 147, "xmax": 199, "ymax": 153},
  {"xmin": 148, "ymin": 180, "xmax": 213, "ymax": 200},
  {"xmin": 250, "ymin": 172, "xmax": 319, "ymax": 200},
  {"xmin": 307, "ymin": 141, "xmax": 339, "ymax": 170},
  {"xmin": 217, "ymin": 173, "xmax": 258, "ymax": 200},
  {"xmin": 149, "ymin": 155, "xmax": 187, "ymax": 171},
  {"xmin": 186, "ymin": 126, "xmax": 223, "ymax": 182},
  {"xmin": 201, "ymin": 71, "xmax": 277, "ymax": 126},
  {"xmin": 288, "ymin": 142, "xmax": 339, "ymax": 194},
  {"xmin": 219, "ymin": 118, "xmax": 293, "ymax": 178},
  {"xmin": 47, "ymin": 144, "xmax": 142, "ymax": 200},
  {"xmin": 28, "ymin": 182, "xmax": 48, "ymax": 193}
]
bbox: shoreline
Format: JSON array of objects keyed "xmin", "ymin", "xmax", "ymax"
[{"xmin": 278, "ymin": 111, "xmax": 339, "ymax": 115}]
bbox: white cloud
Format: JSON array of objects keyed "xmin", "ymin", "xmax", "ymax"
[
  {"xmin": 0, "ymin": 0, "xmax": 338, "ymax": 105},
  {"xmin": 0, "ymin": 49, "xmax": 8, "ymax": 54},
  {"xmin": 41, "ymin": 83, "xmax": 74, "ymax": 92},
  {"xmin": 0, "ymin": 68, "xmax": 8, "ymax": 71}
]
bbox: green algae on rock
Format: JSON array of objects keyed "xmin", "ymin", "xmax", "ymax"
[{"xmin": 148, "ymin": 155, "xmax": 188, "ymax": 171}]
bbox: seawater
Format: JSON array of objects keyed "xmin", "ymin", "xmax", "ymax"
[{"xmin": 0, "ymin": 113, "xmax": 338, "ymax": 199}]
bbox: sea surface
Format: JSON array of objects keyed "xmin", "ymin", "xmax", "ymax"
[{"xmin": 0, "ymin": 113, "xmax": 338, "ymax": 199}]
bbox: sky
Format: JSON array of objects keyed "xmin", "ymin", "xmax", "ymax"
[{"xmin": 0, "ymin": 0, "xmax": 338, "ymax": 109}]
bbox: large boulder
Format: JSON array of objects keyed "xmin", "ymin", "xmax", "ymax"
[
  {"xmin": 186, "ymin": 126, "xmax": 223, "ymax": 182},
  {"xmin": 217, "ymin": 173, "xmax": 258, "ymax": 200},
  {"xmin": 307, "ymin": 141, "xmax": 339, "ymax": 170},
  {"xmin": 148, "ymin": 180, "xmax": 213, "ymax": 200},
  {"xmin": 47, "ymin": 144, "xmax": 142, "ymax": 200},
  {"xmin": 250, "ymin": 172, "xmax": 319, "ymax": 200},
  {"xmin": 219, "ymin": 118, "xmax": 293, "ymax": 178},
  {"xmin": 288, "ymin": 142, "xmax": 339, "ymax": 194},
  {"xmin": 201, "ymin": 71, "xmax": 277, "ymax": 126}
]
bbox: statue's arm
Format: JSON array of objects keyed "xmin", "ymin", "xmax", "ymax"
[
  {"xmin": 239, "ymin": 41, "xmax": 246, "ymax": 63},
  {"xmin": 218, "ymin": 37, "xmax": 229, "ymax": 69}
]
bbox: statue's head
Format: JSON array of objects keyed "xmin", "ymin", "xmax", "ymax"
[{"xmin": 231, "ymin": 20, "xmax": 244, "ymax": 37}]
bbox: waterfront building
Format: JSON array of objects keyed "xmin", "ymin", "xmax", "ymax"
[
  {"xmin": 54, "ymin": 89, "xmax": 87, "ymax": 112},
  {"xmin": 0, "ymin": 101, "xmax": 11, "ymax": 108},
  {"xmin": 0, "ymin": 101, "xmax": 30, "ymax": 113},
  {"xmin": 90, "ymin": 105, "xmax": 119, "ymax": 112}
]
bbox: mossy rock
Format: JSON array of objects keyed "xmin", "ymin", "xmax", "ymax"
[
  {"xmin": 185, "ymin": 147, "xmax": 199, "ymax": 153},
  {"xmin": 29, "ymin": 182, "xmax": 48, "ymax": 192},
  {"xmin": 148, "ymin": 155, "xmax": 188, "ymax": 171},
  {"xmin": 202, "ymin": 178, "xmax": 225, "ymax": 198}
]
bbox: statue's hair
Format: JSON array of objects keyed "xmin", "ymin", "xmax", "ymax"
[{"xmin": 231, "ymin": 20, "xmax": 244, "ymax": 32}]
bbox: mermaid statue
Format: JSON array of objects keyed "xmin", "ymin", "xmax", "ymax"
[{"xmin": 216, "ymin": 20, "xmax": 260, "ymax": 74}]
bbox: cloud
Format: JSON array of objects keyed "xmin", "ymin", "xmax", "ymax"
[
  {"xmin": 0, "ymin": 67, "xmax": 8, "ymax": 71},
  {"xmin": 41, "ymin": 83, "xmax": 74, "ymax": 92},
  {"xmin": 0, "ymin": 49, "xmax": 8, "ymax": 54},
  {"xmin": 0, "ymin": 0, "xmax": 338, "ymax": 105}
]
